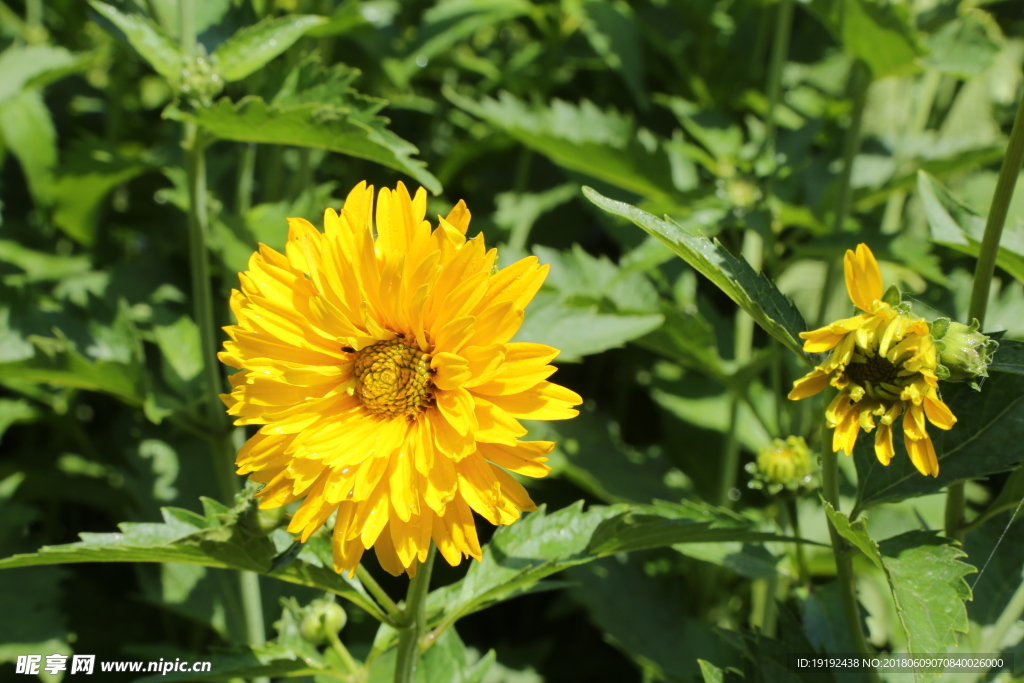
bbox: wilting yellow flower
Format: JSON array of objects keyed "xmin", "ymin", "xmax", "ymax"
[
  {"xmin": 788, "ymin": 244, "xmax": 956, "ymax": 477},
  {"xmin": 219, "ymin": 181, "xmax": 581, "ymax": 576}
]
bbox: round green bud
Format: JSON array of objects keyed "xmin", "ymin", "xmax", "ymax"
[
  {"xmin": 178, "ymin": 52, "xmax": 223, "ymax": 106},
  {"xmin": 299, "ymin": 598, "xmax": 347, "ymax": 645},
  {"xmin": 932, "ymin": 318, "xmax": 997, "ymax": 385},
  {"xmin": 755, "ymin": 436, "xmax": 813, "ymax": 492}
]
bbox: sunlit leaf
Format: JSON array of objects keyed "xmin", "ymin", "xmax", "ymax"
[
  {"xmin": 825, "ymin": 503, "xmax": 974, "ymax": 670},
  {"xmin": 806, "ymin": 0, "xmax": 925, "ymax": 79},
  {"xmin": 583, "ymin": 187, "xmax": 809, "ymax": 360},
  {"xmin": 0, "ymin": 44, "xmax": 79, "ymax": 104},
  {"xmin": 0, "ymin": 90, "xmax": 57, "ymax": 205},
  {"xmin": 89, "ymin": 1, "xmax": 183, "ymax": 83},
  {"xmin": 213, "ymin": 15, "xmax": 328, "ymax": 83}
]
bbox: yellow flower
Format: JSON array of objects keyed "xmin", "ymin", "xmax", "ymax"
[
  {"xmin": 219, "ymin": 181, "xmax": 581, "ymax": 577},
  {"xmin": 788, "ymin": 244, "xmax": 956, "ymax": 477}
]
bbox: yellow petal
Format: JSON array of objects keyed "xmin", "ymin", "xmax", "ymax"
[
  {"xmin": 874, "ymin": 422, "xmax": 894, "ymax": 466},
  {"xmin": 435, "ymin": 386, "xmax": 478, "ymax": 436},
  {"xmin": 789, "ymin": 368, "xmax": 831, "ymax": 400},
  {"xmin": 431, "ymin": 352, "xmax": 472, "ymax": 390},
  {"xmin": 905, "ymin": 432, "xmax": 940, "ymax": 477},
  {"xmin": 479, "ymin": 440, "xmax": 553, "ymax": 478},
  {"xmin": 844, "ymin": 243, "xmax": 883, "ymax": 311},
  {"xmin": 924, "ymin": 395, "xmax": 956, "ymax": 430}
]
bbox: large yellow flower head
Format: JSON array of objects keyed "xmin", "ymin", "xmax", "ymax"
[
  {"xmin": 788, "ymin": 244, "xmax": 956, "ymax": 477},
  {"xmin": 219, "ymin": 181, "xmax": 582, "ymax": 577}
]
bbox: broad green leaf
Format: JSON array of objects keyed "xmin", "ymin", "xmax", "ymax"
[
  {"xmin": 719, "ymin": 607, "xmax": 841, "ymax": 683},
  {"xmin": 425, "ymin": 502, "xmax": 628, "ymax": 627},
  {"xmin": 918, "ymin": 171, "xmax": 1024, "ymax": 284},
  {"xmin": 0, "ymin": 496, "xmax": 390, "ymax": 624},
  {"xmin": 0, "ymin": 240, "xmax": 91, "ymax": 282},
  {"xmin": 213, "ymin": 15, "xmax": 328, "ymax": 83},
  {"xmin": 585, "ymin": 500, "xmax": 817, "ymax": 557},
  {"xmin": 970, "ymin": 465, "xmax": 1024, "ymax": 532},
  {"xmin": 583, "ymin": 186, "xmax": 809, "ymax": 360},
  {"xmin": 90, "ymin": 1, "xmax": 183, "ymax": 83},
  {"xmin": 806, "ymin": 0, "xmax": 925, "ymax": 79},
  {"xmin": 964, "ymin": 512, "xmax": 1023, "ymax": 626},
  {"xmin": 0, "ymin": 44, "xmax": 78, "ymax": 104},
  {"xmin": 514, "ymin": 245, "xmax": 664, "ymax": 359},
  {"xmin": 0, "ymin": 337, "xmax": 143, "ymax": 404},
  {"xmin": 569, "ymin": 555, "xmax": 737, "ymax": 682},
  {"xmin": 50, "ymin": 154, "xmax": 149, "ymax": 245},
  {"xmin": 447, "ymin": 89, "xmax": 680, "ymax": 199},
  {"xmin": 0, "ymin": 90, "xmax": 57, "ymax": 205},
  {"xmin": 169, "ymin": 96, "xmax": 440, "ymax": 195},
  {"xmin": 989, "ymin": 339, "xmax": 1024, "ymax": 375},
  {"xmin": 854, "ymin": 372, "xmax": 1024, "ymax": 510},
  {"xmin": 923, "ymin": 14, "xmax": 1000, "ymax": 78},
  {"xmin": 153, "ymin": 315, "xmax": 202, "ymax": 384},
  {"xmin": 825, "ymin": 503, "xmax": 975, "ymax": 669}
]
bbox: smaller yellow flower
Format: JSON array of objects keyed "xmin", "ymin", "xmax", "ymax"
[
  {"xmin": 754, "ymin": 436, "xmax": 813, "ymax": 492},
  {"xmin": 788, "ymin": 244, "xmax": 956, "ymax": 477}
]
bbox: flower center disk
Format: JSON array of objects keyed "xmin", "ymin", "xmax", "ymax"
[
  {"xmin": 352, "ymin": 339, "xmax": 433, "ymax": 418},
  {"xmin": 847, "ymin": 353, "xmax": 905, "ymax": 401}
]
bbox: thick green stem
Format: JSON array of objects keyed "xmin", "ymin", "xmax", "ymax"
[
  {"xmin": 356, "ymin": 564, "xmax": 404, "ymax": 626},
  {"xmin": 180, "ymin": 3, "xmax": 264, "ymax": 678},
  {"xmin": 945, "ymin": 83, "xmax": 1024, "ymax": 542},
  {"xmin": 815, "ymin": 61, "xmax": 871, "ymax": 328},
  {"xmin": 763, "ymin": 0, "xmax": 793, "ymax": 162},
  {"xmin": 394, "ymin": 547, "xmax": 436, "ymax": 683}
]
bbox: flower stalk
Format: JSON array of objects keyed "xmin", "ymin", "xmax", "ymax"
[
  {"xmin": 394, "ymin": 546, "xmax": 437, "ymax": 683},
  {"xmin": 945, "ymin": 83, "xmax": 1024, "ymax": 541}
]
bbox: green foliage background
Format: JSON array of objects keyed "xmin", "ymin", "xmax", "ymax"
[{"xmin": 1, "ymin": 0, "xmax": 1024, "ymax": 681}]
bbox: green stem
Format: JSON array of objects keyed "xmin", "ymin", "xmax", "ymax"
[
  {"xmin": 945, "ymin": 82, "xmax": 1024, "ymax": 542},
  {"xmin": 237, "ymin": 143, "xmax": 256, "ymax": 215},
  {"xmin": 763, "ymin": 0, "xmax": 794, "ymax": 163},
  {"xmin": 815, "ymin": 60, "xmax": 871, "ymax": 328},
  {"xmin": 180, "ymin": 3, "xmax": 266, "ymax": 679},
  {"xmin": 356, "ymin": 564, "xmax": 404, "ymax": 626},
  {"xmin": 822, "ymin": 429, "xmax": 881, "ymax": 683},
  {"xmin": 327, "ymin": 629, "xmax": 360, "ymax": 677},
  {"xmin": 393, "ymin": 546, "xmax": 436, "ymax": 683}
]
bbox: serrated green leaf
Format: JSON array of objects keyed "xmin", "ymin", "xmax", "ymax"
[
  {"xmin": 825, "ymin": 503, "xmax": 975, "ymax": 670},
  {"xmin": 213, "ymin": 15, "xmax": 328, "ymax": 82},
  {"xmin": 585, "ymin": 500, "xmax": 817, "ymax": 557},
  {"xmin": 0, "ymin": 497, "xmax": 391, "ymax": 624},
  {"xmin": 854, "ymin": 372, "xmax": 1024, "ymax": 510},
  {"xmin": 90, "ymin": 1, "xmax": 183, "ymax": 83},
  {"xmin": 50, "ymin": 155, "xmax": 149, "ymax": 245},
  {"xmin": 805, "ymin": 0, "xmax": 925, "ymax": 79},
  {"xmin": 447, "ymin": 89, "xmax": 679, "ymax": 199},
  {"xmin": 919, "ymin": 171, "xmax": 1024, "ymax": 284},
  {"xmin": 169, "ymin": 96, "xmax": 440, "ymax": 194},
  {"xmin": 0, "ymin": 90, "xmax": 57, "ymax": 205},
  {"xmin": 425, "ymin": 502, "xmax": 627, "ymax": 627},
  {"xmin": 583, "ymin": 186, "xmax": 809, "ymax": 361},
  {"xmin": 0, "ymin": 44, "xmax": 78, "ymax": 104}
]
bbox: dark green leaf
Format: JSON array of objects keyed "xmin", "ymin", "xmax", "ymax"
[
  {"xmin": 89, "ymin": 1, "xmax": 183, "ymax": 83},
  {"xmin": 50, "ymin": 155, "xmax": 150, "ymax": 245},
  {"xmin": 586, "ymin": 500, "xmax": 817, "ymax": 557},
  {"xmin": 825, "ymin": 503, "xmax": 975, "ymax": 667},
  {"xmin": 576, "ymin": 0, "xmax": 646, "ymax": 108},
  {"xmin": 583, "ymin": 186, "xmax": 809, "ymax": 360},
  {"xmin": 368, "ymin": 627, "xmax": 494, "ymax": 683},
  {"xmin": 854, "ymin": 372, "xmax": 1024, "ymax": 510},
  {"xmin": 964, "ymin": 512, "xmax": 1024, "ymax": 626},
  {"xmin": 447, "ymin": 89, "xmax": 679, "ymax": 199},
  {"xmin": 169, "ymin": 96, "xmax": 440, "ymax": 195},
  {"xmin": 213, "ymin": 15, "xmax": 328, "ymax": 83},
  {"xmin": 989, "ymin": 339, "xmax": 1024, "ymax": 375},
  {"xmin": 132, "ymin": 643, "xmax": 322, "ymax": 681},
  {"xmin": 0, "ymin": 567, "xmax": 74, "ymax": 680}
]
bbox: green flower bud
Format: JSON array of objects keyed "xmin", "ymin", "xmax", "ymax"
[
  {"xmin": 178, "ymin": 51, "xmax": 223, "ymax": 106},
  {"xmin": 751, "ymin": 436, "xmax": 813, "ymax": 493},
  {"xmin": 299, "ymin": 597, "xmax": 347, "ymax": 645},
  {"xmin": 931, "ymin": 318, "xmax": 997, "ymax": 386}
]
